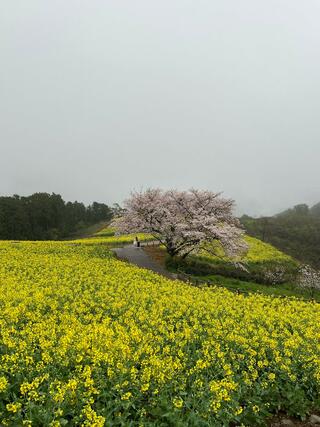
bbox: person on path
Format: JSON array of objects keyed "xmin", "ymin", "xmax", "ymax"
[{"xmin": 133, "ymin": 236, "xmax": 140, "ymax": 248}]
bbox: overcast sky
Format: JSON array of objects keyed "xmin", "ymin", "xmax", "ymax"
[{"xmin": 1, "ymin": 1, "xmax": 320, "ymax": 216}]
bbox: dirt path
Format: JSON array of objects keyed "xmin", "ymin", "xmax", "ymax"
[{"xmin": 112, "ymin": 244, "xmax": 176, "ymax": 280}]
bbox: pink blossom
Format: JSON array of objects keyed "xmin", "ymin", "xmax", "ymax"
[{"xmin": 112, "ymin": 189, "xmax": 247, "ymax": 259}]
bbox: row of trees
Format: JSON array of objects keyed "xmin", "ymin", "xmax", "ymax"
[
  {"xmin": 0, "ymin": 193, "xmax": 113, "ymax": 240},
  {"xmin": 241, "ymin": 203, "xmax": 320, "ymax": 268}
]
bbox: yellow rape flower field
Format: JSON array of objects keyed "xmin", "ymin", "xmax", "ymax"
[
  {"xmin": 70, "ymin": 232, "xmax": 153, "ymax": 246},
  {"xmin": 197, "ymin": 236, "xmax": 293, "ymax": 265},
  {"xmin": 0, "ymin": 240, "xmax": 320, "ymax": 426}
]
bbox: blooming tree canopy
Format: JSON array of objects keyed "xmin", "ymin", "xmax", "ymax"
[
  {"xmin": 299, "ymin": 265, "xmax": 320, "ymax": 293},
  {"xmin": 113, "ymin": 189, "xmax": 247, "ymax": 259}
]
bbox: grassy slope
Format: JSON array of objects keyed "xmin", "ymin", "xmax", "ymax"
[
  {"xmin": 172, "ymin": 236, "xmax": 299, "ymax": 281},
  {"xmin": 198, "ymin": 236, "xmax": 293, "ymax": 263},
  {"xmin": 187, "ymin": 274, "xmax": 320, "ymax": 302},
  {"xmin": 163, "ymin": 237, "xmax": 320, "ymax": 302},
  {"xmin": 65, "ymin": 221, "xmax": 110, "ymax": 240}
]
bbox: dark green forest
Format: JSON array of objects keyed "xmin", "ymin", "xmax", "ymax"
[
  {"xmin": 241, "ymin": 203, "xmax": 320, "ymax": 268},
  {"xmin": 0, "ymin": 193, "xmax": 113, "ymax": 240}
]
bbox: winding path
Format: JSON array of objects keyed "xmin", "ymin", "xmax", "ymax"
[{"xmin": 112, "ymin": 244, "xmax": 176, "ymax": 279}]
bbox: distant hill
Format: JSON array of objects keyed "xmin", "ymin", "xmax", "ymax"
[
  {"xmin": 310, "ymin": 202, "xmax": 320, "ymax": 217},
  {"xmin": 240, "ymin": 203, "xmax": 320, "ymax": 268}
]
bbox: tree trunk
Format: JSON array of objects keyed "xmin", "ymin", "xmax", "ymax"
[{"xmin": 165, "ymin": 240, "xmax": 177, "ymax": 257}]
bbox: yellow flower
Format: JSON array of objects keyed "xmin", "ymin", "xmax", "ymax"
[
  {"xmin": 0, "ymin": 376, "xmax": 8, "ymax": 392},
  {"xmin": 210, "ymin": 401, "xmax": 221, "ymax": 412},
  {"xmin": 0, "ymin": 239, "xmax": 318, "ymax": 426},
  {"xmin": 6, "ymin": 402, "xmax": 22, "ymax": 413},
  {"xmin": 235, "ymin": 406, "xmax": 243, "ymax": 415},
  {"xmin": 121, "ymin": 392, "xmax": 132, "ymax": 400},
  {"xmin": 20, "ymin": 382, "xmax": 32, "ymax": 395},
  {"xmin": 172, "ymin": 397, "xmax": 183, "ymax": 409},
  {"xmin": 268, "ymin": 372, "xmax": 276, "ymax": 381},
  {"xmin": 141, "ymin": 383, "xmax": 150, "ymax": 392},
  {"xmin": 81, "ymin": 404, "xmax": 105, "ymax": 426}
]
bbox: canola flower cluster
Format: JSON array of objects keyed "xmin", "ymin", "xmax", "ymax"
[
  {"xmin": 0, "ymin": 240, "xmax": 319, "ymax": 426},
  {"xmin": 242, "ymin": 236, "xmax": 293, "ymax": 263},
  {"xmin": 70, "ymin": 233, "xmax": 153, "ymax": 246},
  {"xmin": 199, "ymin": 236, "xmax": 293, "ymax": 264}
]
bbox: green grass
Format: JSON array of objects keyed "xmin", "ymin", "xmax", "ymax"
[
  {"xmin": 93, "ymin": 226, "xmax": 116, "ymax": 237},
  {"xmin": 164, "ymin": 236, "xmax": 312, "ymax": 300},
  {"xmin": 188, "ymin": 274, "xmax": 320, "ymax": 302},
  {"xmin": 177, "ymin": 236, "xmax": 300, "ymax": 285}
]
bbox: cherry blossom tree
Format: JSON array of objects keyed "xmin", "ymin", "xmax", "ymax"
[
  {"xmin": 113, "ymin": 189, "xmax": 247, "ymax": 259},
  {"xmin": 299, "ymin": 264, "xmax": 320, "ymax": 297}
]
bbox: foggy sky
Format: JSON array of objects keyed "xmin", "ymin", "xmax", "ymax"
[{"xmin": 1, "ymin": 1, "xmax": 320, "ymax": 216}]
